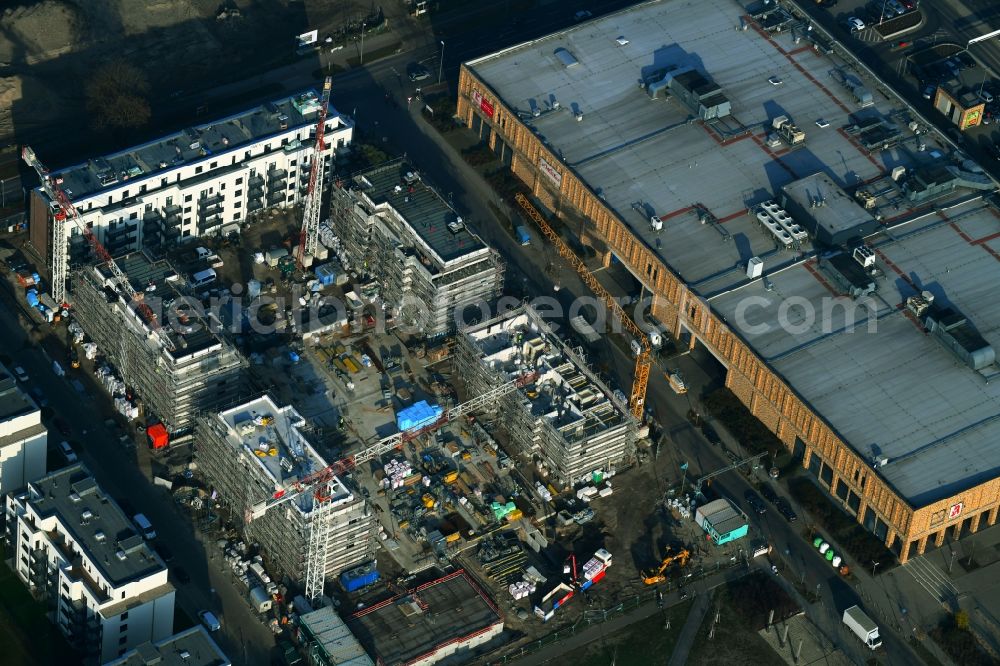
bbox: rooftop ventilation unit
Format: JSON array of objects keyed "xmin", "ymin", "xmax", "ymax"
[
  {"xmin": 853, "ymin": 245, "xmax": 876, "ymax": 268},
  {"xmin": 554, "ymin": 48, "xmax": 579, "ymax": 68},
  {"xmin": 116, "ymin": 549, "xmax": 128, "ymax": 561},
  {"xmin": 616, "ymin": 36, "xmax": 629, "ymax": 46},
  {"xmin": 94, "ymin": 531, "xmax": 105, "ymax": 542}
]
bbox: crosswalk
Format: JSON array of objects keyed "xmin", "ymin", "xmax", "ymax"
[{"xmin": 905, "ymin": 555, "xmax": 959, "ymax": 603}]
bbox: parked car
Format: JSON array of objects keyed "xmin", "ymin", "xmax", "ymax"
[
  {"xmin": 54, "ymin": 417, "xmax": 71, "ymax": 437},
  {"xmin": 760, "ymin": 484, "xmax": 779, "ymax": 503},
  {"xmin": 408, "ymin": 66, "xmax": 430, "ymax": 82},
  {"xmin": 59, "ymin": 441, "xmax": 77, "ymax": 463},
  {"xmin": 574, "ymin": 10, "xmax": 593, "ymax": 21},
  {"xmin": 12, "ymin": 366, "xmax": 28, "ymax": 382},
  {"xmin": 199, "ymin": 610, "xmax": 221, "ymax": 632},
  {"xmin": 922, "ymin": 84, "xmax": 936, "ymax": 99},
  {"xmin": 847, "ymin": 17, "xmax": 866, "ymax": 32},
  {"xmin": 775, "ymin": 497, "xmax": 798, "ymax": 522},
  {"xmin": 886, "ymin": 0, "xmax": 906, "ymax": 16},
  {"xmin": 744, "ymin": 489, "xmax": 767, "ymax": 515}
]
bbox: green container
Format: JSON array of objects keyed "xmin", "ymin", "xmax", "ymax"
[
  {"xmin": 813, "ymin": 537, "xmax": 824, "ymax": 548},
  {"xmin": 592, "ymin": 471, "xmax": 604, "ymax": 484},
  {"xmin": 825, "ymin": 550, "xmax": 835, "ymax": 561}
]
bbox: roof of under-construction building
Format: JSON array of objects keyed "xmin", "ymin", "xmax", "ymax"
[
  {"xmin": 466, "ymin": 0, "xmax": 1000, "ymax": 506},
  {"xmin": 218, "ymin": 395, "xmax": 353, "ymax": 513},
  {"xmin": 465, "ymin": 307, "xmax": 630, "ymax": 441},
  {"xmin": 53, "ymin": 89, "xmax": 342, "ymax": 201},
  {"xmin": 24, "ymin": 464, "xmax": 165, "ymax": 589},
  {"xmin": 347, "ymin": 570, "xmax": 502, "ymax": 666},
  {"xmin": 87, "ymin": 252, "xmax": 224, "ymax": 359},
  {"xmin": 351, "ymin": 159, "xmax": 488, "ymax": 267}
]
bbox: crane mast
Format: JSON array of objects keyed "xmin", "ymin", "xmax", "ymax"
[
  {"xmin": 297, "ymin": 77, "xmax": 333, "ymax": 268},
  {"xmin": 21, "ymin": 147, "xmax": 175, "ymax": 351},
  {"xmin": 514, "ymin": 193, "xmax": 650, "ymax": 418},
  {"xmin": 246, "ymin": 369, "xmax": 538, "ymax": 602}
]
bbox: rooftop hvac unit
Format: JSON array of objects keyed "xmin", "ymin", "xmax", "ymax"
[
  {"xmin": 747, "ymin": 256, "xmax": 764, "ymax": 279},
  {"xmin": 853, "ymin": 245, "xmax": 876, "ymax": 268}
]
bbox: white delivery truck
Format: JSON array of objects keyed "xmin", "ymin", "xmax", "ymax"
[{"xmin": 843, "ymin": 605, "xmax": 881, "ymax": 650}]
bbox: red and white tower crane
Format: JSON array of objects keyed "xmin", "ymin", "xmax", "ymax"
[
  {"xmin": 296, "ymin": 76, "xmax": 334, "ymax": 268},
  {"xmin": 22, "ymin": 146, "xmax": 174, "ymax": 351},
  {"xmin": 246, "ymin": 369, "xmax": 538, "ymax": 602}
]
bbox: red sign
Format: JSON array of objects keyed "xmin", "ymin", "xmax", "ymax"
[
  {"xmin": 948, "ymin": 502, "xmax": 963, "ymax": 520},
  {"xmin": 471, "ymin": 89, "xmax": 495, "ymax": 119}
]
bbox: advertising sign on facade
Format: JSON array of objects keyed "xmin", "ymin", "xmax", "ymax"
[
  {"xmin": 948, "ymin": 502, "xmax": 964, "ymax": 520},
  {"xmin": 538, "ymin": 156, "xmax": 563, "ymax": 188},
  {"xmin": 471, "ymin": 89, "xmax": 495, "ymax": 119}
]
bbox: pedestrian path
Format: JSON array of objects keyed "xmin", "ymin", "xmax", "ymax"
[
  {"xmin": 667, "ymin": 591, "xmax": 711, "ymax": 666},
  {"xmin": 905, "ymin": 555, "xmax": 959, "ymax": 604}
]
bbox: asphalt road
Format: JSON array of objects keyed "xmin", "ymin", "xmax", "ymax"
[{"xmin": 0, "ymin": 281, "xmax": 278, "ymax": 665}]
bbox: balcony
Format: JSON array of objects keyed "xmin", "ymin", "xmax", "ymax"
[{"xmin": 266, "ymin": 189, "xmax": 286, "ymax": 205}]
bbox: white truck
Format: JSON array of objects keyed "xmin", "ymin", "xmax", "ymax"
[{"xmin": 843, "ymin": 605, "xmax": 881, "ymax": 650}]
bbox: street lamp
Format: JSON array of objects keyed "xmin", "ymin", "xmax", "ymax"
[
  {"xmin": 871, "ymin": 560, "xmax": 880, "ymax": 577},
  {"xmin": 438, "ymin": 40, "xmax": 445, "ymax": 84},
  {"xmin": 360, "ymin": 22, "xmax": 367, "ymax": 65}
]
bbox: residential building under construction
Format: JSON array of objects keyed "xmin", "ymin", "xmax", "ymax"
[
  {"xmin": 194, "ymin": 395, "xmax": 374, "ymax": 585},
  {"xmin": 70, "ymin": 252, "xmax": 246, "ymax": 433},
  {"xmin": 456, "ymin": 305, "xmax": 636, "ymax": 487},
  {"xmin": 331, "ymin": 159, "xmax": 504, "ymax": 337}
]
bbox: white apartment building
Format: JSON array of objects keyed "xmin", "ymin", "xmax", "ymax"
[
  {"xmin": 0, "ymin": 363, "xmax": 47, "ymax": 497},
  {"xmin": 29, "ymin": 89, "xmax": 354, "ymax": 275},
  {"xmin": 5, "ymin": 464, "xmax": 174, "ymax": 664},
  {"xmin": 104, "ymin": 626, "xmax": 231, "ymax": 666}
]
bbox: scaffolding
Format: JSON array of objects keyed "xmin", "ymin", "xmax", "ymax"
[
  {"xmin": 70, "ymin": 257, "xmax": 247, "ymax": 432},
  {"xmin": 455, "ymin": 305, "xmax": 637, "ymax": 488},
  {"xmin": 194, "ymin": 398, "xmax": 374, "ymax": 585}
]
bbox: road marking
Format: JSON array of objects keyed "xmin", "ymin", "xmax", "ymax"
[{"xmin": 905, "ymin": 555, "xmax": 959, "ymax": 603}]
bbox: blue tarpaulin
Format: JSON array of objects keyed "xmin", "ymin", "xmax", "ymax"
[
  {"xmin": 396, "ymin": 400, "xmax": 443, "ymax": 432},
  {"xmin": 314, "ymin": 263, "xmax": 337, "ymax": 286},
  {"xmin": 25, "ymin": 290, "xmax": 39, "ymax": 307}
]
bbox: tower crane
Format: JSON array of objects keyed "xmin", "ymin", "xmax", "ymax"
[
  {"xmin": 21, "ymin": 146, "xmax": 175, "ymax": 351},
  {"xmin": 296, "ymin": 77, "xmax": 333, "ymax": 268},
  {"xmin": 245, "ymin": 369, "xmax": 538, "ymax": 602},
  {"xmin": 515, "ymin": 193, "xmax": 650, "ymax": 419}
]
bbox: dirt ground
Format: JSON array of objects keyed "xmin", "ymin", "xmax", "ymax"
[{"xmin": 0, "ymin": 0, "xmax": 386, "ymax": 139}]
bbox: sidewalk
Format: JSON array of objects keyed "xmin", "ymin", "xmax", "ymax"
[{"xmin": 666, "ymin": 591, "xmax": 711, "ymax": 666}]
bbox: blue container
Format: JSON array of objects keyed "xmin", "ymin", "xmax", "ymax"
[
  {"xmin": 314, "ymin": 263, "xmax": 337, "ymax": 286},
  {"xmin": 397, "ymin": 400, "xmax": 443, "ymax": 432},
  {"xmin": 25, "ymin": 290, "xmax": 39, "ymax": 307},
  {"xmin": 340, "ymin": 565, "xmax": 380, "ymax": 592}
]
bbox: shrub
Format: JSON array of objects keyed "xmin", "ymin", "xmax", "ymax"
[
  {"xmin": 725, "ymin": 572, "xmax": 798, "ymax": 630},
  {"xmin": 930, "ymin": 613, "xmax": 992, "ymax": 666},
  {"xmin": 702, "ymin": 388, "xmax": 784, "ymax": 456}
]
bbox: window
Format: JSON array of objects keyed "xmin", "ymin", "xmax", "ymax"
[
  {"xmin": 288, "ymin": 184, "xmax": 295, "ymax": 191},
  {"xmin": 123, "ymin": 190, "xmax": 129, "ymax": 198},
  {"xmin": 184, "ymin": 194, "xmax": 192, "ymax": 202},
  {"xmin": 119, "ymin": 623, "xmax": 128, "ymax": 632},
  {"xmin": 118, "ymin": 636, "xmax": 127, "ymax": 645},
  {"xmin": 233, "ymin": 213, "xmax": 241, "ymax": 220},
  {"xmin": 195, "ymin": 166, "xmax": 203, "ymax": 174},
  {"xmin": 264, "ymin": 143, "xmax": 271, "ymax": 152},
  {"xmin": 210, "ymin": 161, "xmax": 217, "ymax": 168},
  {"xmin": 244, "ymin": 151, "xmax": 251, "ymax": 160},
  {"xmin": 236, "ymin": 177, "xmax": 243, "ymax": 185},
  {"xmin": 290, "ymin": 159, "xmax": 297, "ymax": 166},
  {"xmin": 183, "ymin": 230, "xmax": 191, "ymax": 237},
  {"xmin": 281, "ymin": 137, "xmax": 288, "ymax": 146},
  {"xmin": 289, "ymin": 171, "xmax": 296, "ymax": 178},
  {"xmin": 108, "ymin": 196, "xmax": 113, "ymax": 205},
  {"xmin": 140, "ymin": 185, "xmax": 147, "ymax": 193},
  {"xmin": 120, "ymin": 612, "xmax": 128, "ymax": 621},
  {"xmin": 220, "ymin": 183, "xmax": 226, "ymax": 191},
  {"xmin": 121, "ymin": 591, "xmax": 126, "ymax": 599},
  {"xmin": 166, "ymin": 196, "xmax": 173, "ymax": 206},
  {"xmin": 161, "ymin": 178, "xmax": 167, "ymax": 187},
  {"xmin": 234, "ymin": 189, "xmax": 242, "ymax": 197},
  {"xmin": 184, "ymin": 206, "xmax": 192, "ymax": 213},
  {"xmin": 129, "ymin": 212, "xmax": 137, "ymax": 220},
  {"xmin": 234, "ymin": 201, "xmax": 242, "ymax": 209},
  {"xmin": 287, "ymin": 195, "xmax": 294, "ymax": 202},
  {"xmin": 144, "ymin": 203, "xmax": 152, "ymax": 212}
]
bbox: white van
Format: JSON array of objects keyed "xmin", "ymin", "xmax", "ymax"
[
  {"xmin": 133, "ymin": 513, "xmax": 157, "ymax": 540},
  {"xmin": 190, "ymin": 268, "xmax": 217, "ymax": 288}
]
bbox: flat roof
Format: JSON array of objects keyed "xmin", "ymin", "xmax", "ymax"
[
  {"xmin": 88, "ymin": 252, "xmax": 221, "ymax": 358},
  {"xmin": 348, "ymin": 570, "xmax": 501, "ymax": 666},
  {"xmin": 27, "ymin": 464, "xmax": 165, "ymax": 589},
  {"xmin": 781, "ymin": 172, "xmax": 876, "ymax": 240},
  {"xmin": 54, "ymin": 90, "xmax": 333, "ymax": 201},
  {"xmin": 106, "ymin": 626, "xmax": 231, "ymax": 666},
  {"xmin": 300, "ymin": 607, "xmax": 374, "ymax": 666},
  {"xmin": 218, "ymin": 396, "xmax": 353, "ymax": 513},
  {"xmin": 353, "ymin": 160, "xmax": 487, "ymax": 266},
  {"xmin": 0, "ymin": 363, "xmax": 36, "ymax": 422},
  {"xmin": 467, "ymin": 0, "xmax": 1000, "ymax": 506}
]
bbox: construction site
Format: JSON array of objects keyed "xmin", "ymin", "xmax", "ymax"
[
  {"xmin": 70, "ymin": 252, "xmax": 246, "ymax": 433},
  {"xmin": 194, "ymin": 395, "xmax": 375, "ymax": 587},
  {"xmin": 455, "ymin": 304, "xmax": 637, "ymax": 488},
  {"xmin": 330, "ymin": 158, "xmax": 506, "ymax": 337}
]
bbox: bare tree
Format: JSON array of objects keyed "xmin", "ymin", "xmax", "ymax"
[{"xmin": 86, "ymin": 60, "xmax": 151, "ymax": 130}]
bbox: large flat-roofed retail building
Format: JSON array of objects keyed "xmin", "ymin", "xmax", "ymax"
[{"xmin": 459, "ymin": 0, "xmax": 1000, "ymax": 562}]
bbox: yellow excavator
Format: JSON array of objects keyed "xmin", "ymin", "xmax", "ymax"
[{"xmin": 642, "ymin": 547, "xmax": 690, "ymax": 585}]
